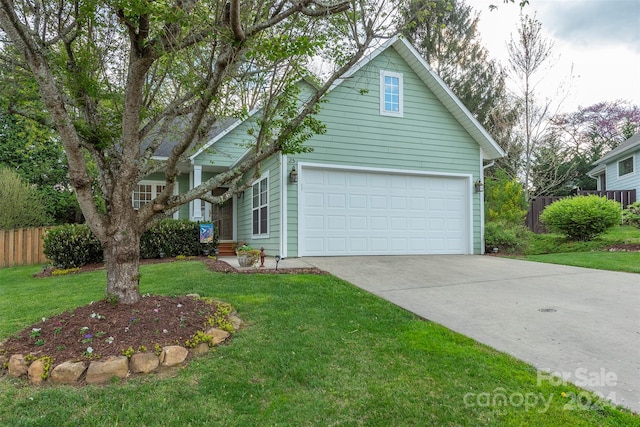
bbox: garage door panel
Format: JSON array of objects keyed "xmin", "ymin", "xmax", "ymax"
[
  {"xmin": 390, "ymin": 196, "xmax": 406, "ymax": 209},
  {"xmin": 370, "ymin": 237, "xmax": 389, "ymax": 251},
  {"xmin": 371, "ymin": 216, "xmax": 388, "ymax": 230},
  {"xmin": 300, "ymin": 168, "xmax": 469, "ymax": 256},
  {"xmin": 327, "ymin": 215, "xmax": 346, "ymax": 231},
  {"xmin": 349, "ymin": 194, "xmax": 367, "ymax": 208},
  {"xmin": 305, "ymin": 192, "xmax": 325, "ymax": 208},
  {"xmin": 390, "ymin": 217, "xmax": 407, "ymax": 230},
  {"xmin": 327, "ymin": 193, "xmax": 346, "ymax": 208},
  {"xmin": 370, "ymin": 195, "xmax": 387, "ymax": 209}
]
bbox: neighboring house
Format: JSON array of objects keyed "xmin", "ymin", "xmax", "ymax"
[
  {"xmin": 588, "ymin": 131, "xmax": 640, "ymax": 195},
  {"xmin": 138, "ymin": 36, "xmax": 505, "ymax": 257}
]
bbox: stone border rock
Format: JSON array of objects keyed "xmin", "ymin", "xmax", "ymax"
[{"xmin": 0, "ymin": 322, "xmax": 240, "ymax": 386}]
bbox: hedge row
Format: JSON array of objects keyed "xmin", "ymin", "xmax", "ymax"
[{"xmin": 44, "ymin": 220, "xmax": 219, "ymax": 268}]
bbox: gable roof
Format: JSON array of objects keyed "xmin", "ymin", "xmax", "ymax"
[
  {"xmin": 588, "ymin": 131, "xmax": 640, "ymax": 176},
  {"xmin": 332, "ymin": 36, "xmax": 506, "ymax": 160},
  {"xmin": 594, "ymin": 131, "xmax": 640, "ymax": 165},
  {"xmin": 144, "ymin": 116, "xmax": 237, "ymax": 159},
  {"xmin": 189, "ymin": 36, "xmax": 506, "ymax": 162}
]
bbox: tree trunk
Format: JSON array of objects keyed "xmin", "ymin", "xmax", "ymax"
[{"xmin": 104, "ymin": 224, "xmax": 141, "ymax": 305}]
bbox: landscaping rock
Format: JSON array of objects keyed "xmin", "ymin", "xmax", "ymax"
[
  {"xmin": 8, "ymin": 354, "xmax": 28, "ymax": 378},
  {"xmin": 159, "ymin": 345, "xmax": 188, "ymax": 367},
  {"xmin": 130, "ymin": 353, "xmax": 159, "ymax": 374},
  {"xmin": 229, "ymin": 315, "xmax": 243, "ymax": 331},
  {"xmin": 190, "ymin": 343, "xmax": 210, "ymax": 355},
  {"xmin": 186, "ymin": 293, "xmax": 200, "ymax": 298},
  {"xmin": 28, "ymin": 359, "xmax": 47, "ymax": 384},
  {"xmin": 50, "ymin": 361, "xmax": 86, "ymax": 384},
  {"xmin": 86, "ymin": 356, "xmax": 128, "ymax": 384},
  {"xmin": 205, "ymin": 328, "xmax": 231, "ymax": 345}
]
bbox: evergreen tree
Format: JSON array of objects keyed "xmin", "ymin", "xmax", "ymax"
[{"xmin": 400, "ymin": 0, "xmax": 519, "ymax": 175}]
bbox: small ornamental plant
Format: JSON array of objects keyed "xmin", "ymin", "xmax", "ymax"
[{"xmin": 235, "ymin": 244, "xmax": 260, "ymax": 267}]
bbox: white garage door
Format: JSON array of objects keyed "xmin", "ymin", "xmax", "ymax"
[{"xmin": 299, "ymin": 167, "xmax": 470, "ymax": 256}]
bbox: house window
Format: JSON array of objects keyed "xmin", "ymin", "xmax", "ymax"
[
  {"xmin": 252, "ymin": 175, "xmax": 268, "ymax": 237},
  {"xmin": 618, "ymin": 156, "xmax": 634, "ymax": 177},
  {"xmin": 380, "ymin": 70, "xmax": 403, "ymax": 117},
  {"xmin": 132, "ymin": 181, "xmax": 166, "ymax": 209}
]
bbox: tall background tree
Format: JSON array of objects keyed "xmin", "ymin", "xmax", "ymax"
[
  {"xmin": 506, "ymin": 12, "xmax": 556, "ymax": 198},
  {"xmin": 0, "ymin": 113, "xmax": 83, "ymax": 223},
  {"xmin": 399, "ymin": 0, "xmax": 520, "ymax": 176},
  {"xmin": 0, "ymin": 0, "xmax": 397, "ymax": 304},
  {"xmin": 535, "ymin": 101, "xmax": 640, "ymax": 195}
]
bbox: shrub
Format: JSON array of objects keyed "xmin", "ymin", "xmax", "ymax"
[
  {"xmin": 0, "ymin": 166, "xmax": 49, "ymax": 229},
  {"xmin": 45, "ymin": 219, "xmax": 219, "ymax": 268},
  {"xmin": 539, "ymin": 195, "xmax": 622, "ymax": 241},
  {"xmin": 44, "ymin": 224, "xmax": 103, "ymax": 268},
  {"xmin": 140, "ymin": 219, "xmax": 218, "ymax": 258},
  {"xmin": 484, "ymin": 221, "xmax": 532, "ymax": 254},
  {"xmin": 622, "ymin": 201, "xmax": 640, "ymax": 228},
  {"xmin": 484, "ymin": 170, "xmax": 528, "ymax": 226}
]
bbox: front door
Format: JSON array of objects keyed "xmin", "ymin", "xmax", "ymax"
[{"xmin": 212, "ymin": 188, "xmax": 233, "ymax": 240}]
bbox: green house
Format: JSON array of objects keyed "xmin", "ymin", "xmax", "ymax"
[{"xmin": 139, "ymin": 36, "xmax": 505, "ymax": 257}]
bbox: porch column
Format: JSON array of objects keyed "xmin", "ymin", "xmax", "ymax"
[{"xmin": 191, "ymin": 165, "xmax": 202, "ymax": 221}]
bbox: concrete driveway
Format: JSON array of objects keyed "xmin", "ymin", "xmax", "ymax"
[{"xmin": 304, "ymin": 255, "xmax": 640, "ymax": 413}]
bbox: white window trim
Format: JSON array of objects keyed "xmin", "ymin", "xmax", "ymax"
[
  {"xmin": 132, "ymin": 180, "xmax": 179, "ymax": 219},
  {"xmin": 617, "ymin": 155, "xmax": 635, "ymax": 177},
  {"xmin": 251, "ymin": 172, "xmax": 270, "ymax": 239},
  {"xmin": 380, "ymin": 70, "xmax": 403, "ymax": 117}
]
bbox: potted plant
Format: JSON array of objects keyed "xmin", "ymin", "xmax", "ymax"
[{"xmin": 235, "ymin": 243, "xmax": 260, "ymax": 267}]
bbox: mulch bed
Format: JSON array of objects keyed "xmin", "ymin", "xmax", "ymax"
[
  {"xmin": 1, "ymin": 295, "xmax": 227, "ymax": 365},
  {"xmin": 604, "ymin": 243, "xmax": 640, "ymax": 252},
  {"xmin": 2, "ymin": 257, "xmax": 326, "ymax": 370}
]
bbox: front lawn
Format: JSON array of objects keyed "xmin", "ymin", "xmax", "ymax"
[
  {"xmin": 1, "ymin": 262, "xmax": 637, "ymax": 425},
  {"xmin": 521, "ymin": 226, "xmax": 640, "ymax": 273},
  {"xmin": 526, "ymin": 225, "xmax": 640, "ymax": 256},
  {"xmin": 525, "ymin": 252, "xmax": 640, "ymax": 273}
]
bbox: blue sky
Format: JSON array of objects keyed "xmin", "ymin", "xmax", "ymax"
[{"xmin": 474, "ymin": 0, "xmax": 640, "ymax": 113}]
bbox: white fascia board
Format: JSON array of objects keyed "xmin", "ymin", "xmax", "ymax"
[
  {"xmin": 394, "ymin": 38, "xmax": 505, "ymax": 160},
  {"xmin": 328, "ymin": 36, "xmax": 399, "ymax": 92}
]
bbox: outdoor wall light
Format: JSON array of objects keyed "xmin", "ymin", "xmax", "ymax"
[
  {"xmin": 474, "ymin": 179, "xmax": 484, "ymax": 193},
  {"xmin": 289, "ymin": 166, "xmax": 298, "ymax": 183}
]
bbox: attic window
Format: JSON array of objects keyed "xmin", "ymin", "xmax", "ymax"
[
  {"xmin": 618, "ymin": 156, "xmax": 634, "ymax": 177},
  {"xmin": 380, "ymin": 70, "xmax": 403, "ymax": 117}
]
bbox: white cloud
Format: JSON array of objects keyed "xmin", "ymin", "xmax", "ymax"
[
  {"xmin": 474, "ymin": 0, "xmax": 640, "ymax": 113},
  {"xmin": 536, "ymin": 0, "xmax": 640, "ymax": 53}
]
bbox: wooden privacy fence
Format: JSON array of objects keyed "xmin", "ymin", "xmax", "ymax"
[
  {"xmin": 526, "ymin": 190, "xmax": 637, "ymax": 233},
  {"xmin": 0, "ymin": 227, "xmax": 51, "ymax": 268}
]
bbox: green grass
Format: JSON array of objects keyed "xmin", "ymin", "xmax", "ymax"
[
  {"xmin": 1, "ymin": 262, "xmax": 638, "ymax": 426},
  {"xmin": 525, "ymin": 252, "xmax": 640, "ymax": 273},
  {"xmin": 526, "ymin": 225, "xmax": 640, "ymax": 256},
  {"xmin": 522, "ymin": 226, "xmax": 640, "ymax": 273}
]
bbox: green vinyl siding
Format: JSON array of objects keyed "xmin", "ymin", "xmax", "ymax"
[
  {"xmin": 234, "ymin": 155, "xmax": 282, "ymax": 256},
  {"xmin": 288, "ymin": 47, "xmax": 483, "ymax": 255},
  {"xmin": 192, "ymin": 118, "xmax": 260, "ymax": 168}
]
